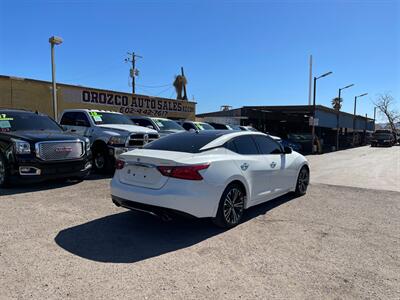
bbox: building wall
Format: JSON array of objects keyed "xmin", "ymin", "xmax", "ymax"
[{"xmin": 0, "ymin": 76, "xmax": 196, "ymax": 120}]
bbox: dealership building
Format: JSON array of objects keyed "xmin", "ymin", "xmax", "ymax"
[
  {"xmin": 0, "ymin": 75, "xmax": 196, "ymax": 120},
  {"xmin": 197, "ymin": 105, "xmax": 375, "ymax": 152}
]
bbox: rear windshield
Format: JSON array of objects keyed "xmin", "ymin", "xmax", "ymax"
[
  {"xmin": 0, "ymin": 111, "xmax": 62, "ymax": 132},
  {"xmin": 143, "ymin": 131, "xmax": 229, "ymax": 153}
]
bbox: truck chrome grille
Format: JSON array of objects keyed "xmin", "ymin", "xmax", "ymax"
[
  {"xmin": 35, "ymin": 141, "xmax": 84, "ymax": 161},
  {"xmin": 128, "ymin": 133, "xmax": 159, "ymax": 147}
]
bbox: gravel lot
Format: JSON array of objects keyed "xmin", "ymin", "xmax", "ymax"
[{"xmin": 0, "ymin": 146, "xmax": 399, "ymax": 299}]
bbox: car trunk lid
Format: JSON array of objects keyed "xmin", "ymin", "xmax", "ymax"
[{"xmin": 118, "ymin": 149, "xmax": 194, "ymax": 189}]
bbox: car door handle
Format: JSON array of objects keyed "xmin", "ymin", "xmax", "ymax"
[
  {"xmin": 270, "ymin": 162, "xmax": 277, "ymax": 168},
  {"xmin": 70, "ymin": 129, "xmax": 76, "ymax": 132},
  {"xmin": 240, "ymin": 163, "xmax": 249, "ymax": 171}
]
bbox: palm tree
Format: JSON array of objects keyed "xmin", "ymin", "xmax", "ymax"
[
  {"xmin": 332, "ymin": 97, "xmax": 343, "ymax": 150},
  {"xmin": 331, "ymin": 97, "xmax": 343, "ymax": 111},
  {"xmin": 173, "ymin": 75, "xmax": 188, "ymax": 100}
]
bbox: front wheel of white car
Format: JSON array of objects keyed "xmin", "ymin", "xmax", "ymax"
[
  {"xmin": 213, "ymin": 183, "xmax": 245, "ymax": 228},
  {"xmin": 295, "ymin": 166, "xmax": 309, "ymax": 196}
]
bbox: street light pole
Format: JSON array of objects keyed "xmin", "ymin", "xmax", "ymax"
[
  {"xmin": 49, "ymin": 36, "xmax": 63, "ymax": 121},
  {"xmin": 353, "ymin": 93, "xmax": 368, "ymax": 146},
  {"xmin": 336, "ymin": 83, "xmax": 354, "ymax": 151},
  {"xmin": 311, "ymin": 71, "xmax": 333, "ymax": 153},
  {"xmin": 373, "ymin": 106, "xmax": 377, "ymax": 131}
]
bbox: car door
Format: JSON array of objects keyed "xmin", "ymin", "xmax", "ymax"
[
  {"xmin": 253, "ymin": 135, "xmax": 290, "ymax": 194},
  {"xmin": 60, "ymin": 112, "xmax": 92, "ymax": 139},
  {"xmin": 227, "ymin": 135, "xmax": 278, "ymax": 203}
]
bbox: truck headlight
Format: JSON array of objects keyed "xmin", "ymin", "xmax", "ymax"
[
  {"xmin": 84, "ymin": 138, "xmax": 91, "ymax": 151},
  {"xmin": 12, "ymin": 139, "xmax": 31, "ymax": 154},
  {"xmin": 108, "ymin": 136, "xmax": 128, "ymax": 146}
]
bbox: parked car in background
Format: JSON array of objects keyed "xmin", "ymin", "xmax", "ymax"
[
  {"xmin": 233, "ymin": 125, "xmax": 258, "ymax": 131},
  {"xmin": 0, "ymin": 109, "xmax": 92, "ymax": 187},
  {"xmin": 59, "ymin": 109, "xmax": 159, "ymax": 173},
  {"xmin": 130, "ymin": 116, "xmax": 185, "ymax": 137},
  {"xmin": 277, "ymin": 138, "xmax": 302, "ymax": 152},
  {"xmin": 177, "ymin": 121, "xmax": 215, "ymax": 131},
  {"xmin": 283, "ymin": 133, "xmax": 315, "ymax": 153},
  {"xmin": 371, "ymin": 129, "xmax": 396, "ymax": 147},
  {"xmin": 111, "ymin": 131, "xmax": 309, "ymax": 228},
  {"xmin": 207, "ymin": 122, "xmax": 233, "ymax": 130}
]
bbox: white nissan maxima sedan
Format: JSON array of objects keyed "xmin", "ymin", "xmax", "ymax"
[{"xmin": 111, "ymin": 131, "xmax": 310, "ymax": 228}]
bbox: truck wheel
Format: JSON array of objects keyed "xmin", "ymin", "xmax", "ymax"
[
  {"xmin": 93, "ymin": 147, "xmax": 111, "ymax": 174},
  {"xmin": 0, "ymin": 154, "xmax": 9, "ymax": 188}
]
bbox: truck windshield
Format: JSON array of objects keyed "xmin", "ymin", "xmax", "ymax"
[
  {"xmin": 89, "ymin": 112, "xmax": 133, "ymax": 125},
  {"xmin": 0, "ymin": 111, "xmax": 62, "ymax": 132}
]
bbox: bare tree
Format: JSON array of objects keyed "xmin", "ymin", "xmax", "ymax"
[{"xmin": 374, "ymin": 93, "xmax": 399, "ymax": 137}]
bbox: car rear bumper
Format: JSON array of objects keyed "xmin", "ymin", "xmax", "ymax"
[
  {"xmin": 110, "ymin": 176, "xmax": 223, "ymax": 218},
  {"xmin": 112, "ymin": 195, "xmax": 196, "ymax": 219}
]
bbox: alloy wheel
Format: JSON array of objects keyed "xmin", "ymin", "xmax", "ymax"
[
  {"xmin": 223, "ymin": 187, "xmax": 245, "ymax": 225},
  {"xmin": 94, "ymin": 153, "xmax": 105, "ymax": 169},
  {"xmin": 297, "ymin": 168, "xmax": 309, "ymax": 194}
]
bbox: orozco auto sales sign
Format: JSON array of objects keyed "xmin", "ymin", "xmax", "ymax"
[{"xmin": 62, "ymin": 86, "xmax": 196, "ymax": 118}]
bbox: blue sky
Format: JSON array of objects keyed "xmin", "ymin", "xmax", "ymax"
[{"xmin": 0, "ymin": 0, "xmax": 399, "ymax": 120}]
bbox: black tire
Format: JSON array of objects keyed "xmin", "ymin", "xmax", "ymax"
[
  {"xmin": 212, "ymin": 183, "xmax": 246, "ymax": 228},
  {"xmin": 295, "ymin": 166, "xmax": 309, "ymax": 196},
  {"xmin": 0, "ymin": 153, "xmax": 9, "ymax": 188},
  {"xmin": 92, "ymin": 146, "xmax": 112, "ymax": 174}
]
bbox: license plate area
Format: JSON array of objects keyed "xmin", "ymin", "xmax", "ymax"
[{"xmin": 120, "ymin": 164, "xmax": 161, "ymax": 186}]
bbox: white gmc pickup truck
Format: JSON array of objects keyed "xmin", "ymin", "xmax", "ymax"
[{"xmin": 59, "ymin": 109, "xmax": 159, "ymax": 173}]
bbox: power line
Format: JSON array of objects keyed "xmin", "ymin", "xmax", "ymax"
[
  {"xmin": 136, "ymin": 83, "xmax": 171, "ymax": 88},
  {"xmin": 154, "ymin": 86, "xmax": 174, "ymax": 97}
]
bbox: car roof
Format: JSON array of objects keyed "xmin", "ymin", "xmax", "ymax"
[
  {"xmin": 0, "ymin": 108, "xmax": 47, "ymax": 116},
  {"xmin": 129, "ymin": 116, "xmax": 151, "ymax": 119},
  {"xmin": 200, "ymin": 131, "xmax": 275, "ymax": 151},
  {"xmin": 63, "ymin": 109, "xmax": 122, "ymax": 114}
]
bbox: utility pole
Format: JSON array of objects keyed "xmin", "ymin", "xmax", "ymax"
[
  {"xmin": 125, "ymin": 52, "xmax": 142, "ymax": 95},
  {"xmin": 336, "ymin": 84, "xmax": 354, "ymax": 151},
  {"xmin": 373, "ymin": 106, "xmax": 377, "ymax": 131},
  {"xmin": 308, "ymin": 55, "xmax": 313, "ymax": 106},
  {"xmin": 49, "ymin": 36, "xmax": 63, "ymax": 121},
  {"xmin": 181, "ymin": 67, "xmax": 188, "ymax": 100}
]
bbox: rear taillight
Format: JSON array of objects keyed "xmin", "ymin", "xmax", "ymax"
[
  {"xmin": 115, "ymin": 159, "xmax": 125, "ymax": 170},
  {"xmin": 157, "ymin": 164, "xmax": 210, "ymax": 180}
]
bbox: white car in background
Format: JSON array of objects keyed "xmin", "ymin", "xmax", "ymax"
[{"xmin": 111, "ymin": 131, "xmax": 309, "ymax": 228}]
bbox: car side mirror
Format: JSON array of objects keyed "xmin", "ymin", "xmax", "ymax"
[
  {"xmin": 284, "ymin": 146, "xmax": 292, "ymax": 154},
  {"xmin": 147, "ymin": 125, "xmax": 154, "ymax": 129}
]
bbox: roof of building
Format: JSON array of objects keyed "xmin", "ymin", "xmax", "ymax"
[{"xmin": 197, "ymin": 105, "xmax": 374, "ymax": 121}]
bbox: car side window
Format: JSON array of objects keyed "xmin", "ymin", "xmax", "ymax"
[
  {"xmin": 74, "ymin": 112, "xmax": 90, "ymax": 127},
  {"xmin": 229, "ymin": 135, "xmax": 259, "ymax": 155},
  {"xmin": 135, "ymin": 119, "xmax": 153, "ymax": 128},
  {"xmin": 60, "ymin": 112, "xmax": 76, "ymax": 126},
  {"xmin": 253, "ymin": 135, "xmax": 283, "ymax": 154},
  {"xmin": 182, "ymin": 123, "xmax": 194, "ymax": 131},
  {"xmin": 225, "ymin": 140, "xmax": 238, "ymax": 153}
]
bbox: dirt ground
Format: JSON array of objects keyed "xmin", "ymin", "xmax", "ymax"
[{"xmin": 0, "ymin": 146, "xmax": 399, "ymax": 299}]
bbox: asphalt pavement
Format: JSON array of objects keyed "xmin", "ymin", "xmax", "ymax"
[{"xmin": 0, "ymin": 146, "xmax": 399, "ymax": 299}]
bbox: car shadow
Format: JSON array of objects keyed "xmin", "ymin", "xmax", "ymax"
[
  {"xmin": 0, "ymin": 173, "xmax": 112, "ymax": 196},
  {"xmin": 54, "ymin": 192, "xmax": 298, "ymax": 263}
]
